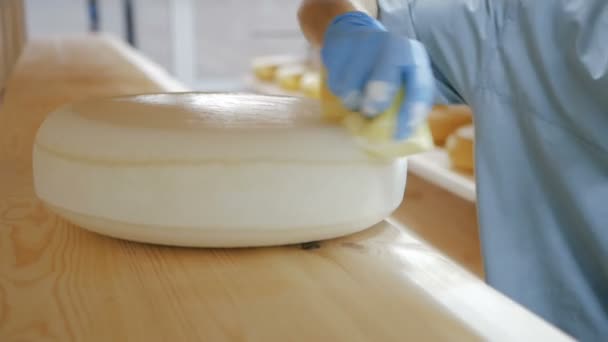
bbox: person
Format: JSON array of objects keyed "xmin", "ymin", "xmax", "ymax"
[{"xmin": 298, "ymin": 0, "xmax": 608, "ymax": 340}]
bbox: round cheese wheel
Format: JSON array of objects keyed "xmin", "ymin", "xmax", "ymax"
[
  {"xmin": 33, "ymin": 93, "xmax": 407, "ymax": 247},
  {"xmin": 446, "ymin": 124, "xmax": 475, "ymax": 173},
  {"xmin": 428, "ymin": 105, "xmax": 473, "ymax": 146}
]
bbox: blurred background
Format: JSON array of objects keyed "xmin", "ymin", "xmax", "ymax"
[{"xmin": 24, "ymin": 0, "xmax": 309, "ymax": 91}]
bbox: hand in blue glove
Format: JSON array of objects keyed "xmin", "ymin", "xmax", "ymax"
[{"xmin": 322, "ymin": 11, "xmax": 434, "ymax": 139}]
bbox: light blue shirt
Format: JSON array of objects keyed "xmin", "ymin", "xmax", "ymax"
[{"xmin": 378, "ymin": 0, "xmax": 608, "ymax": 340}]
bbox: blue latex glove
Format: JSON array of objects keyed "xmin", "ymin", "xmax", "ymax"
[{"xmin": 322, "ymin": 11, "xmax": 434, "ymax": 139}]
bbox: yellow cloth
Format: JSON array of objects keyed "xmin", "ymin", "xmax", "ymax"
[{"xmin": 320, "ymin": 70, "xmax": 433, "ymax": 159}]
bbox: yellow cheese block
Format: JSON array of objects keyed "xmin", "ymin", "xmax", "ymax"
[
  {"xmin": 276, "ymin": 64, "xmax": 306, "ymax": 91},
  {"xmin": 446, "ymin": 124, "xmax": 475, "ymax": 173},
  {"xmin": 252, "ymin": 55, "xmax": 302, "ymax": 82},
  {"xmin": 33, "ymin": 93, "xmax": 407, "ymax": 247},
  {"xmin": 428, "ymin": 105, "xmax": 473, "ymax": 146}
]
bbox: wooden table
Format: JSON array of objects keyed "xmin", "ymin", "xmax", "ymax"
[{"xmin": 0, "ymin": 35, "xmax": 570, "ymax": 341}]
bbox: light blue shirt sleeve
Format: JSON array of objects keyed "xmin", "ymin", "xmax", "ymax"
[
  {"xmin": 377, "ymin": 0, "xmax": 494, "ymax": 105},
  {"xmin": 377, "ymin": 1, "xmax": 608, "ymax": 341}
]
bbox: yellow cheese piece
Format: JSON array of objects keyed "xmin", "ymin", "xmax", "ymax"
[
  {"xmin": 276, "ymin": 64, "xmax": 305, "ymax": 91},
  {"xmin": 33, "ymin": 93, "xmax": 407, "ymax": 247},
  {"xmin": 446, "ymin": 124, "xmax": 475, "ymax": 173},
  {"xmin": 320, "ymin": 69, "xmax": 433, "ymax": 159},
  {"xmin": 252, "ymin": 55, "xmax": 301, "ymax": 82},
  {"xmin": 428, "ymin": 105, "xmax": 473, "ymax": 146},
  {"xmin": 300, "ymin": 71, "xmax": 321, "ymax": 99},
  {"xmin": 253, "ymin": 64, "xmax": 277, "ymax": 82}
]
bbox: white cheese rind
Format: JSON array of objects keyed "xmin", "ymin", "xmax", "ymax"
[{"xmin": 33, "ymin": 93, "xmax": 407, "ymax": 246}]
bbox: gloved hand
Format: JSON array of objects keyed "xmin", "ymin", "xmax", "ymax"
[{"xmin": 322, "ymin": 11, "xmax": 434, "ymax": 139}]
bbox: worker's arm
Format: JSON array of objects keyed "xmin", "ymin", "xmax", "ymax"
[{"xmin": 297, "ymin": 0, "xmax": 377, "ymax": 47}]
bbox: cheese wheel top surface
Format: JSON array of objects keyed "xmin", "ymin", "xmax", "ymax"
[{"xmin": 35, "ymin": 93, "xmax": 375, "ymax": 164}]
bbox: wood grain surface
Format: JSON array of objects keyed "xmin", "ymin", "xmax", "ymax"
[
  {"xmin": 0, "ymin": 35, "xmax": 570, "ymax": 341},
  {"xmin": 0, "ymin": 0, "xmax": 26, "ymax": 93},
  {"xmin": 394, "ymin": 174, "xmax": 482, "ymax": 277}
]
